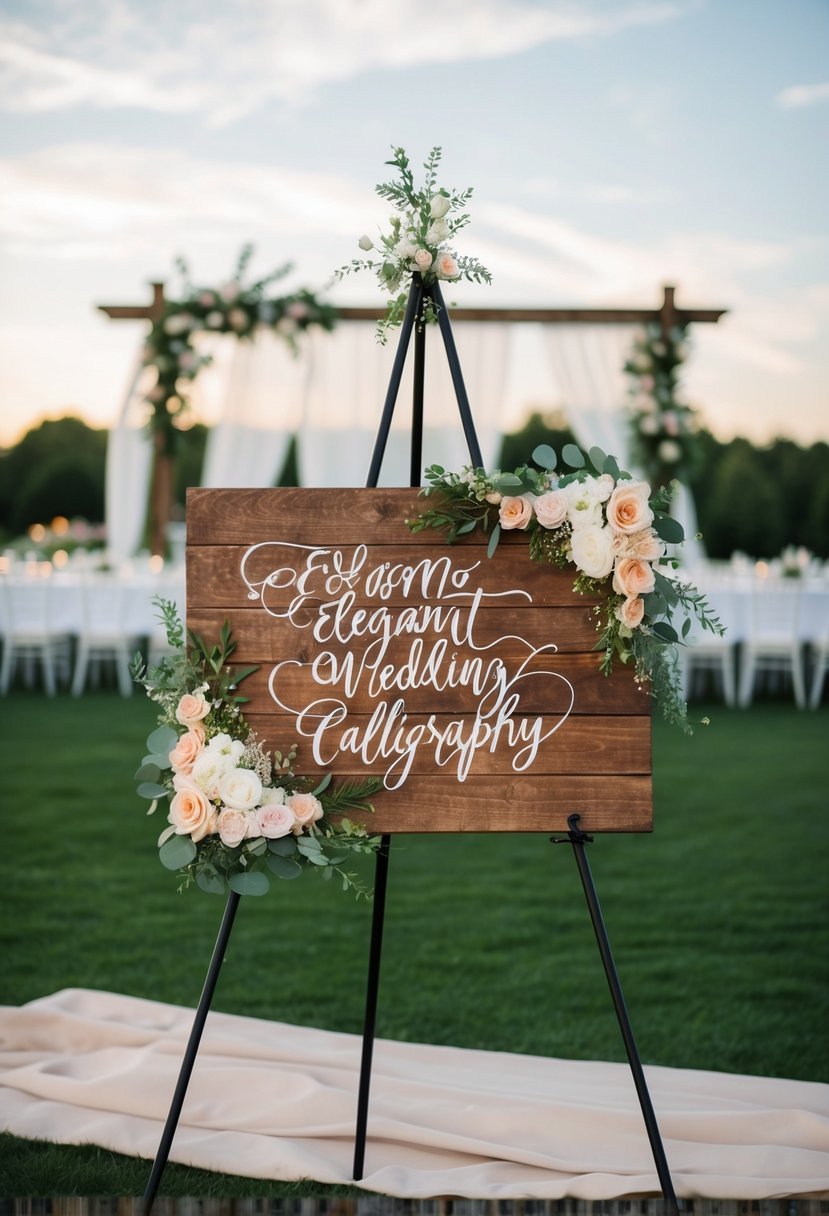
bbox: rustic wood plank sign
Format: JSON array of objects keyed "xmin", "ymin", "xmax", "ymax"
[{"xmin": 187, "ymin": 486, "xmax": 652, "ymax": 834}]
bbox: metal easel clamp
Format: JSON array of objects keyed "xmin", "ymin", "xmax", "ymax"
[{"xmin": 551, "ymin": 812, "xmax": 593, "ymax": 846}]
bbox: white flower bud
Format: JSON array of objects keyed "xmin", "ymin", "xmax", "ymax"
[
  {"xmin": 358, "ymin": 234, "xmax": 374, "ymax": 251},
  {"xmin": 429, "ymin": 193, "xmax": 451, "ymax": 219}
]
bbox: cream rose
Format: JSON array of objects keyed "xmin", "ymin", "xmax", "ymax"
[
  {"xmin": 533, "ymin": 490, "xmax": 568, "ymax": 529},
  {"xmin": 217, "ymin": 767, "xmax": 263, "ymax": 812},
  {"xmin": 169, "ymin": 779, "xmax": 213, "ymax": 841},
  {"xmin": 169, "ymin": 728, "xmax": 205, "ymax": 774},
  {"xmin": 436, "ymin": 252, "xmax": 459, "ymax": 279},
  {"xmin": 618, "ymin": 528, "xmax": 664, "ymax": 562},
  {"xmin": 256, "ymin": 803, "xmax": 297, "ymax": 839},
  {"xmin": 217, "ymin": 807, "xmax": 252, "ymax": 847},
  {"xmin": 607, "ymin": 480, "xmax": 653, "ymax": 535},
  {"xmin": 429, "ymin": 192, "xmax": 451, "ymax": 219},
  {"xmin": 259, "ymin": 786, "xmax": 287, "ymax": 806},
  {"xmin": 357, "ymin": 234, "xmax": 374, "ymax": 251},
  {"xmin": 613, "ymin": 556, "xmax": 656, "ymax": 598},
  {"xmin": 286, "ymin": 792, "xmax": 324, "ymax": 833},
  {"xmin": 615, "ymin": 595, "xmax": 645, "ymax": 630},
  {"xmin": 175, "ymin": 692, "xmax": 210, "ymax": 728},
  {"xmin": 499, "ymin": 495, "xmax": 534, "ymax": 531},
  {"xmin": 426, "ymin": 219, "xmax": 450, "ymax": 244},
  {"xmin": 190, "ymin": 749, "xmax": 236, "ymax": 800},
  {"xmin": 414, "ymin": 248, "xmax": 433, "ymax": 271},
  {"xmin": 570, "ymin": 524, "xmax": 615, "ymax": 579}
]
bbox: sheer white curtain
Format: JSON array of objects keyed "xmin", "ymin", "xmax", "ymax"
[
  {"xmin": 542, "ymin": 323, "xmax": 639, "ymax": 466},
  {"xmin": 105, "ymin": 355, "xmax": 154, "ymax": 564},
  {"xmin": 200, "ymin": 331, "xmax": 308, "ymax": 488},
  {"xmin": 299, "ymin": 319, "xmax": 510, "ymax": 487}
]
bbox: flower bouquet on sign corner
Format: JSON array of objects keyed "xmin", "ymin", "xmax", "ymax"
[{"xmin": 130, "ymin": 601, "xmax": 382, "ymax": 898}]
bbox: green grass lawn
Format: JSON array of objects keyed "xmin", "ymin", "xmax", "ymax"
[{"xmin": 1, "ymin": 692, "xmax": 827, "ymax": 1196}]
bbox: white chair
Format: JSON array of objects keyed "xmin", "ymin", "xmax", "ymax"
[
  {"xmin": 680, "ymin": 632, "xmax": 737, "ymax": 706},
  {"xmin": 738, "ymin": 580, "xmax": 806, "ymax": 708},
  {"xmin": 71, "ymin": 574, "xmax": 141, "ymax": 697},
  {"xmin": 0, "ymin": 574, "xmax": 71, "ymax": 696}
]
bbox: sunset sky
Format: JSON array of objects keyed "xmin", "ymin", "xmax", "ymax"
[{"xmin": 1, "ymin": 0, "xmax": 827, "ymax": 448}]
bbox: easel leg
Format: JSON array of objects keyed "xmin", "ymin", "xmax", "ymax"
[
  {"xmin": 143, "ymin": 890, "xmax": 241, "ymax": 1214},
  {"xmin": 352, "ymin": 834, "xmax": 391, "ymax": 1180},
  {"xmin": 556, "ymin": 815, "xmax": 680, "ymax": 1214}
]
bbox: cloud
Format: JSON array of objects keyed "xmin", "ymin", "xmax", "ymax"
[
  {"xmin": 776, "ymin": 80, "xmax": 829, "ymax": 110},
  {"xmin": 0, "ymin": 0, "xmax": 690, "ymax": 124}
]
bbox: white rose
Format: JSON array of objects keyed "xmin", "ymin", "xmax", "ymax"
[
  {"xmin": 206, "ymin": 733, "xmax": 246, "ymax": 763},
  {"xmin": 397, "ymin": 237, "xmax": 418, "ymax": 260},
  {"xmin": 429, "ymin": 193, "xmax": 451, "ymax": 219},
  {"xmin": 426, "ymin": 219, "xmax": 450, "ymax": 244},
  {"xmin": 570, "ymin": 524, "xmax": 615, "ymax": 579},
  {"xmin": 358, "ymin": 234, "xmax": 374, "ymax": 251},
  {"xmin": 658, "ymin": 439, "xmax": 682, "ymax": 462},
  {"xmin": 259, "ymin": 786, "xmax": 287, "ymax": 806},
  {"xmin": 217, "ymin": 767, "xmax": 263, "ymax": 811},
  {"xmin": 191, "ymin": 749, "xmax": 236, "ymax": 800}
]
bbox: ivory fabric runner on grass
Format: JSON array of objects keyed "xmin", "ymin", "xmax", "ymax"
[{"xmin": 0, "ymin": 988, "xmax": 827, "ymax": 1200}]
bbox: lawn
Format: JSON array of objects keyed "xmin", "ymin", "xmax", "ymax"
[{"xmin": 1, "ymin": 691, "xmax": 827, "ymax": 1196}]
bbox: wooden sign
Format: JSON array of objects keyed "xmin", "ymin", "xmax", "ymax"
[{"xmin": 186, "ymin": 488, "xmax": 652, "ymax": 833}]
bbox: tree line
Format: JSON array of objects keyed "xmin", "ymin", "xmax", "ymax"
[{"xmin": 1, "ymin": 412, "xmax": 827, "ymax": 561}]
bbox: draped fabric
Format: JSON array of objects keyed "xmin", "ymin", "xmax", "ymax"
[
  {"xmin": 298, "ymin": 321, "xmax": 510, "ymax": 487},
  {"xmin": 200, "ymin": 332, "xmax": 307, "ymax": 489},
  {"xmin": 542, "ymin": 324, "xmax": 640, "ymax": 466},
  {"xmin": 104, "ymin": 355, "xmax": 154, "ymax": 565}
]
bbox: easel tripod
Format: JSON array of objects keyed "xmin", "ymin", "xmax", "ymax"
[{"xmin": 142, "ymin": 273, "xmax": 680, "ymax": 1213}]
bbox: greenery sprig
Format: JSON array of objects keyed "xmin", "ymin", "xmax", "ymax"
[
  {"xmin": 625, "ymin": 323, "xmax": 698, "ymax": 490},
  {"xmin": 409, "ymin": 443, "xmax": 724, "ymax": 732},
  {"xmin": 335, "ymin": 146, "xmax": 492, "ymax": 342},
  {"xmin": 130, "ymin": 600, "xmax": 382, "ymax": 899}
]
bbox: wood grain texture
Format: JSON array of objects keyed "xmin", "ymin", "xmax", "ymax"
[{"xmin": 186, "ymin": 488, "xmax": 653, "ymax": 832}]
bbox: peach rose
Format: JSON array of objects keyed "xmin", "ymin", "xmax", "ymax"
[
  {"xmin": 533, "ymin": 490, "xmax": 568, "ymax": 529},
  {"xmin": 217, "ymin": 807, "xmax": 252, "ymax": 847},
  {"xmin": 617, "ymin": 528, "xmax": 664, "ymax": 562},
  {"xmin": 499, "ymin": 495, "xmax": 534, "ymax": 531},
  {"xmin": 606, "ymin": 480, "xmax": 653, "ymax": 535},
  {"xmin": 175, "ymin": 691, "xmax": 211, "ymax": 728},
  {"xmin": 436, "ymin": 252, "xmax": 459, "ymax": 279},
  {"xmin": 169, "ymin": 727, "xmax": 205, "ymax": 774},
  {"xmin": 169, "ymin": 779, "xmax": 213, "ymax": 841},
  {"xmin": 414, "ymin": 248, "xmax": 433, "ymax": 271},
  {"xmin": 286, "ymin": 792, "xmax": 324, "ymax": 834},
  {"xmin": 256, "ymin": 804, "xmax": 297, "ymax": 839},
  {"xmin": 615, "ymin": 595, "xmax": 645, "ymax": 630},
  {"xmin": 613, "ymin": 557, "xmax": 656, "ymax": 598}
]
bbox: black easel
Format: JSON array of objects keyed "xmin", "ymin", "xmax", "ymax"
[
  {"xmin": 349, "ymin": 276, "xmax": 680, "ymax": 1213},
  {"xmin": 142, "ymin": 273, "xmax": 679, "ymax": 1213}
]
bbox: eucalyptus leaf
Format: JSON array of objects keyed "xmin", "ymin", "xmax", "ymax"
[
  {"xmin": 493, "ymin": 472, "xmax": 523, "ymax": 488},
  {"xmin": 603, "ymin": 455, "xmax": 621, "ymax": 480},
  {"xmin": 588, "ymin": 446, "xmax": 607, "ymax": 474},
  {"xmin": 653, "ymin": 514, "xmax": 685, "ymax": 544},
  {"xmin": 642, "ymin": 592, "xmax": 668, "ymax": 618},
  {"xmin": 268, "ymin": 836, "xmax": 298, "ymax": 856},
  {"xmin": 134, "ymin": 763, "xmax": 161, "ymax": 783},
  {"xmin": 147, "ymin": 725, "xmax": 178, "ymax": 755},
  {"xmin": 137, "ymin": 781, "xmax": 168, "ymax": 799},
  {"xmin": 229, "ymin": 870, "xmax": 271, "ymax": 896},
  {"xmin": 296, "ymin": 837, "xmax": 323, "ymax": 857},
  {"xmin": 157, "ymin": 824, "xmax": 177, "ymax": 848},
  {"xmin": 245, "ymin": 836, "xmax": 268, "ymax": 856},
  {"xmin": 532, "ymin": 443, "xmax": 557, "ymax": 471},
  {"xmin": 159, "ymin": 835, "xmax": 197, "ymax": 871},
  {"xmin": 196, "ymin": 868, "xmax": 226, "ymax": 895},
  {"xmin": 486, "ymin": 523, "xmax": 501, "ymax": 559},
  {"xmin": 682, "ymin": 618, "xmax": 692, "ymax": 638},
  {"xmin": 562, "ymin": 443, "xmax": 585, "ymax": 468},
  {"xmin": 654, "ymin": 570, "xmax": 680, "ymax": 604},
  {"xmin": 457, "ymin": 520, "xmax": 477, "ymax": 535},
  {"xmin": 312, "ymin": 772, "xmax": 332, "ymax": 797},
  {"xmin": 142, "ymin": 753, "xmax": 172, "ymax": 771},
  {"xmin": 267, "ymin": 854, "xmax": 302, "ymax": 880},
  {"xmin": 652, "ymin": 621, "xmax": 679, "ymax": 643}
]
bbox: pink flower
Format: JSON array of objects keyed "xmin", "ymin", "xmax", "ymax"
[
  {"xmin": 615, "ymin": 595, "xmax": 645, "ymax": 630},
  {"xmin": 256, "ymin": 803, "xmax": 297, "ymax": 839},
  {"xmin": 414, "ymin": 248, "xmax": 433, "ymax": 271},
  {"xmin": 217, "ymin": 807, "xmax": 252, "ymax": 847},
  {"xmin": 499, "ymin": 495, "xmax": 534, "ymax": 531},
  {"xmin": 613, "ymin": 557, "xmax": 655, "ymax": 598},
  {"xmin": 287, "ymin": 301, "xmax": 309, "ymax": 319},
  {"xmin": 533, "ymin": 490, "xmax": 568, "ymax": 529},
  {"xmin": 606, "ymin": 480, "xmax": 653, "ymax": 535},
  {"xmin": 436, "ymin": 252, "xmax": 459, "ymax": 280},
  {"xmin": 286, "ymin": 792, "xmax": 324, "ymax": 834},
  {"xmin": 169, "ymin": 727, "xmax": 206, "ymax": 775},
  {"xmin": 175, "ymin": 692, "xmax": 210, "ymax": 728}
]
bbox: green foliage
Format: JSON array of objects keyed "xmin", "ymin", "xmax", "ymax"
[{"xmin": 0, "ymin": 417, "xmax": 106, "ymax": 536}]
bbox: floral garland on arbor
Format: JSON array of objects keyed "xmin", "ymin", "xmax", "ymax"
[
  {"xmin": 335, "ymin": 146, "xmax": 492, "ymax": 342},
  {"xmin": 143, "ymin": 245, "xmax": 337, "ymax": 449},
  {"xmin": 625, "ymin": 323, "xmax": 698, "ymax": 491},
  {"xmin": 131, "ymin": 603, "xmax": 382, "ymax": 898}
]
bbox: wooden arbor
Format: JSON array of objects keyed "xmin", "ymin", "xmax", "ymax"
[{"xmin": 98, "ymin": 284, "xmax": 726, "ymax": 555}]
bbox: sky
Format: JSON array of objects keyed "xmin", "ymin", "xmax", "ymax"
[{"xmin": 0, "ymin": 0, "xmax": 827, "ymax": 449}]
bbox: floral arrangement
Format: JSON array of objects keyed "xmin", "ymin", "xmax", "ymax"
[
  {"xmin": 144, "ymin": 245, "xmax": 337, "ymax": 448},
  {"xmin": 131, "ymin": 602, "xmax": 382, "ymax": 898},
  {"xmin": 335, "ymin": 146, "xmax": 492, "ymax": 342},
  {"xmin": 409, "ymin": 442, "xmax": 724, "ymax": 731},
  {"xmin": 625, "ymin": 323, "xmax": 698, "ymax": 490}
]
